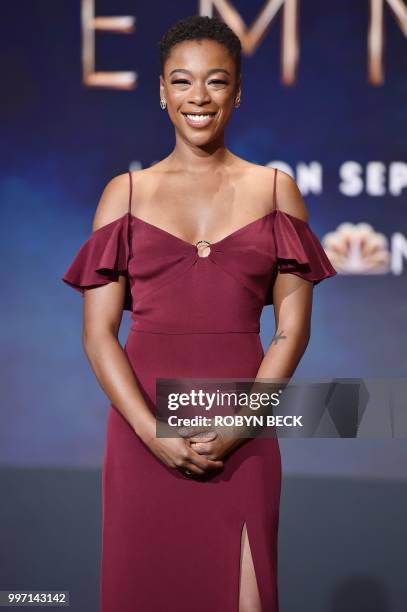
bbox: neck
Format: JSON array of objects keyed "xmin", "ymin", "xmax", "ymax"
[{"xmin": 167, "ymin": 132, "xmax": 234, "ymax": 174}]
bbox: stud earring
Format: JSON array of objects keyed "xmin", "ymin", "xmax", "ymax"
[
  {"xmin": 234, "ymin": 94, "xmax": 241, "ymax": 108},
  {"xmin": 160, "ymin": 98, "xmax": 167, "ymax": 110}
]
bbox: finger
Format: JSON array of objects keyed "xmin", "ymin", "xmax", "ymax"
[
  {"xmin": 190, "ymin": 438, "xmax": 223, "ymax": 458},
  {"xmin": 180, "ymin": 461, "xmax": 205, "ymax": 477},
  {"xmin": 181, "ymin": 454, "xmax": 223, "ymax": 476},
  {"xmin": 189, "ymin": 441, "xmax": 215, "ymax": 455},
  {"xmin": 178, "ymin": 426, "xmax": 212, "ymax": 438},
  {"xmin": 188, "ymin": 431, "xmax": 218, "ymax": 443},
  {"xmin": 181, "ymin": 459, "xmax": 222, "ymax": 478},
  {"xmin": 188, "ymin": 448, "xmax": 223, "ymax": 471},
  {"xmin": 206, "ymin": 458, "xmax": 224, "ymax": 468},
  {"xmin": 187, "ymin": 439, "xmax": 217, "ymax": 458}
]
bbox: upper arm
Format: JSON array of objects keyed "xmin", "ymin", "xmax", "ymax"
[
  {"xmin": 272, "ymin": 273, "xmax": 312, "ymax": 337},
  {"xmin": 270, "ymin": 169, "xmax": 312, "ymax": 331},
  {"xmin": 83, "ymin": 173, "xmax": 131, "ymax": 341}
]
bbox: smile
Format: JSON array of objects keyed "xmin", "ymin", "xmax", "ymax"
[{"xmin": 181, "ymin": 112, "xmax": 217, "ymax": 128}]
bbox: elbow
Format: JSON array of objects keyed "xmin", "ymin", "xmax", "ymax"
[
  {"xmin": 81, "ymin": 325, "xmax": 115, "ymax": 357},
  {"xmin": 81, "ymin": 329, "xmax": 95, "ymax": 358}
]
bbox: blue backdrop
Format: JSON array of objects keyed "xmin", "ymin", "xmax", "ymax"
[{"xmin": 1, "ymin": 0, "xmax": 406, "ymax": 479}]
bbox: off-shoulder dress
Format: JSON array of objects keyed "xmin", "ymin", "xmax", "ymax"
[{"xmin": 62, "ymin": 167, "xmax": 337, "ymax": 612}]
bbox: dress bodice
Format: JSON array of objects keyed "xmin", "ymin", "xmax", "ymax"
[{"xmin": 62, "ymin": 169, "xmax": 337, "ymax": 333}]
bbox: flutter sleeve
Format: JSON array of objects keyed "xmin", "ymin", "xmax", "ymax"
[
  {"xmin": 61, "ymin": 213, "xmax": 132, "ymax": 311},
  {"xmin": 265, "ymin": 209, "xmax": 337, "ymax": 305}
]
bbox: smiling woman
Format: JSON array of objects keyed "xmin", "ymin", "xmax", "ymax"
[
  {"xmin": 159, "ymin": 17, "xmax": 241, "ymax": 147},
  {"xmin": 62, "ymin": 14, "xmax": 336, "ymax": 612}
]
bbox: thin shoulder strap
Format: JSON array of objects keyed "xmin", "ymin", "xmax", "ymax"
[
  {"xmin": 128, "ymin": 170, "xmax": 133, "ymax": 215},
  {"xmin": 127, "ymin": 170, "xmax": 133, "ymax": 263},
  {"xmin": 272, "ymin": 167, "xmax": 278, "ymax": 211}
]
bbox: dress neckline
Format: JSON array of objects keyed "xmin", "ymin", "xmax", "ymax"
[
  {"xmin": 130, "ymin": 210, "xmax": 276, "ymax": 248},
  {"xmin": 90, "ymin": 208, "xmax": 309, "ymax": 247}
]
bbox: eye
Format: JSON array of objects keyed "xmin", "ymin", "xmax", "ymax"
[{"xmin": 171, "ymin": 78, "xmax": 228, "ymax": 86}]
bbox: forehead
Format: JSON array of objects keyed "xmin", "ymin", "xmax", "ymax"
[{"xmin": 164, "ymin": 38, "xmax": 234, "ymax": 75}]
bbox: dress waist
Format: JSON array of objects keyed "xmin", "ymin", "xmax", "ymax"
[{"xmin": 129, "ymin": 321, "xmax": 260, "ymax": 335}]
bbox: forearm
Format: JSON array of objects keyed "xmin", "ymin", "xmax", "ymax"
[
  {"xmin": 83, "ymin": 332, "xmax": 155, "ymax": 445},
  {"xmin": 256, "ymin": 324, "xmax": 310, "ymax": 380},
  {"xmin": 226, "ymin": 325, "xmax": 310, "ymax": 450}
]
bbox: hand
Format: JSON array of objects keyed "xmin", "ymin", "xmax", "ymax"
[
  {"xmin": 145, "ymin": 433, "xmax": 224, "ymax": 478},
  {"xmin": 188, "ymin": 425, "xmax": 244, "ymax": 462}
]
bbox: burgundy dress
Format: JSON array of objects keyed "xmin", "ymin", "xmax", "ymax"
[{"xmin": 62, "ymin": 168, "xmax": 337, "ymax": 612}]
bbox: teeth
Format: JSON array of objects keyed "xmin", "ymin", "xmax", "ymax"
[{"xmin": 185, "ymin": 114, "xmax": 213, "ymax": 122}]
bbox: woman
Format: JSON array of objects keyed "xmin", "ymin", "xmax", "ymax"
[{"xmin": 62, "ymin": 15, "xmax": 336, "ymax": 612}]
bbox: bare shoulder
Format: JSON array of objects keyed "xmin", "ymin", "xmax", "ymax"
[
  {"xmin": 126, "ymin": 164, "xmax": 166, "ymax": 198},
  {"xmin": 92, "ymin": 171, "xmax": 132, "ymax": 232},
  {"xmin": 256, "ymin": 165, "xmax": 309, "ymax": 222},
  {"xmin": 272, "ymin": 168, "xmax": 308, "ymax": 221}
]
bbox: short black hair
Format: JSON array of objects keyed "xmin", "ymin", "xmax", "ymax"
[{"xmin": 159, "ymin": 15, "xmax": 242, "ymax": 79}]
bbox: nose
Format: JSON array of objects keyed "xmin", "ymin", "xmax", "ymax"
[{"xmin": 188, "ymin": 81, "xmax": 211, "ymax": 105}]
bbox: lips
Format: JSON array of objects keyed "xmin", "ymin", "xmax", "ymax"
[{"xmin": 181, "ymin": 111, "xmax": 217, "ymax": 129}]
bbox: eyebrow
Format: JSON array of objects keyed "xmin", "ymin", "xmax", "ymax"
[{"xmin": 169, "ymin": 68, "xmax": 231, "ymax": 77}]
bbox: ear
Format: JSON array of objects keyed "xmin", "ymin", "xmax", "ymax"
[
  {"xmin": 159, "ymin": 74, "xmax": 165, "ymax": 97},
  {"xmin": 235, "ymin": 74, "xmax": 242, "ymax": 97}
]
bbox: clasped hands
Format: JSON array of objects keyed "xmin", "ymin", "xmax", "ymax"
[
  {"xmin": 145, "ymin": 418, "xmax": 247, "ymax": 479},
  {"xmin": 177, "ymin": 423, "xmax": 244, "ymax": 478}
]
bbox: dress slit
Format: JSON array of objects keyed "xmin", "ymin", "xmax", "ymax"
[
  {"xmin": 238, "ymin": 519, "xmax": 264, "ymax": 612},
  {"xmin": 239, "ymin": 514, "xmax": 280, "ymax": 612}
]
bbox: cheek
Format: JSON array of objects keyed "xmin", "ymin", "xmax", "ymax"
[
  {"xmin": 214, "ymin": 90, "xmax": 234, "ymax": 107},
  {"xmin": 168, "ymin": 90, "xmax": 188, "ymax": 107},
  {"xmin": 216, "ymin": 93, "xmax": 234, "ymax": 114}
]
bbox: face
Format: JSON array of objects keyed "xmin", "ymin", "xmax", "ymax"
[{"xmin": 159, "ymin": 38, "xmax": 241, "ymax": 145}]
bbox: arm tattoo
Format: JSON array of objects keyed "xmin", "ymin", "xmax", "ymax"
[{"xmin": 271, "ymin": 329, "xmax": 287, "ymax": 345}]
